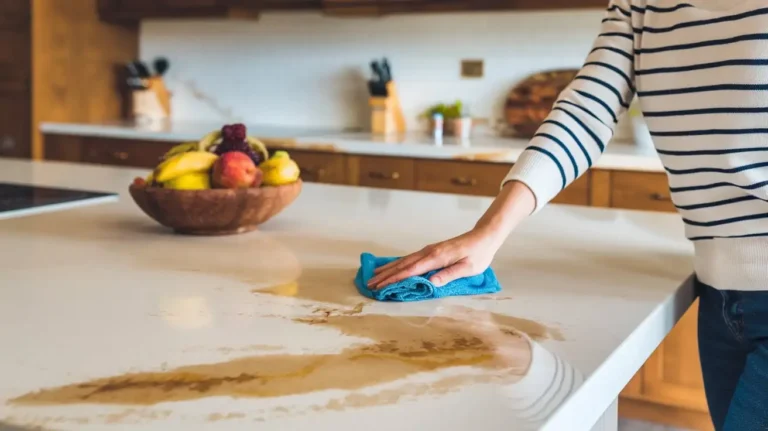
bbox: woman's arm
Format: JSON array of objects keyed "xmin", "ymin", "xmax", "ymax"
[
  {"xmin": 368, "ymin": 0, "xmax": 637, "ymax": 289},
  {"xmin": 369, "ymin": 180, "xmax": 534, "ymax": 289}
]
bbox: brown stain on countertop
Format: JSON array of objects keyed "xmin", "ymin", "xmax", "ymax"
[
  {"xmin": 10, "ymin": 313, "xmax": 534, "ymax": 407},
  {"xmin": 253, "ymin": 267, "xmax": 562, "ymax": 342}
]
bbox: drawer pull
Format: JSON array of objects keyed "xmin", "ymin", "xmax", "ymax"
[
  {"xmin": 451, "ymin": 177, "xmax": 478, "ymax": 187},
  {"xmin": 111, "ymin": 151, "xmax": 129, "ymax": 161},
  {"xmin": 650, "ymin": 193, "xmax": 671, "ymax": 202},
  {"xmin": 368, "ymin": 171, "xmax": 400, "ymax": 180},
  {"xmin": 300, "ymin": 167, "xmax": 326, "ymax": 178}
]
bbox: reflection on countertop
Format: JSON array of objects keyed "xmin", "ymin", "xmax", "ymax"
[{"xmin": 40, "ymin": 119, "xmax": 664, "ymax": 172}]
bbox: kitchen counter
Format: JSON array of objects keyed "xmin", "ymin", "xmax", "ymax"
[
  {"xmin": 0, "ymin": 160, "xmax": 693, "ymax": 431},
  {"xmin": 40, "ymin": 120, "xmax": 665, "ymax": 173}
]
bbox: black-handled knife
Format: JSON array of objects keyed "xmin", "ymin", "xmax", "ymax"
[
  {"xmin": 370, "ymin": 60, "xmax": 384, "ymax": 82},
  {"xmin": 381, "ymin": 58, "xmax": 392, "ymax": 82}
]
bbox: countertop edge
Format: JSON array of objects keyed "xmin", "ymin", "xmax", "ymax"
[{"xmin": 40, "ymin": 122, "xmax": 666, "ymax": 173}]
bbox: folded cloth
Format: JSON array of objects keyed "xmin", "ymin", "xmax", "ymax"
[{"xmin": 354, "ymin": 252, "xmax": 501, "ymax": 302}]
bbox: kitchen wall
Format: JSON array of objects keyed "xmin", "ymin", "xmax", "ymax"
[{"xmin": 140, "ymin": 9, "xmax": 620, "ymax": 135}]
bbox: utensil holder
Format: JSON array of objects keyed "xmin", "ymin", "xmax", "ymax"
[
  {"xmin": 131, "ymin": 77, "xmax": 171, "ymax": 122},
  {"xmin": 370, "ymin": 81, "xmax": 406, "ymax": 136}
]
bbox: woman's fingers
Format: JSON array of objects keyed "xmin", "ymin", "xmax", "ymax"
[
  {"xmin": 372, "ymin": 250, "xmax": 451, "ymax": 289},
  {"xmin": 369, "ymin": 247, "xmax": 429, "ymax": 285},
  {"xmin": 429, "ymin": 260, "xmax": 473, "ymax": 287},
  {"xmin": 373, "ymin": 254, "xmax": 413, "ymax": 275}
]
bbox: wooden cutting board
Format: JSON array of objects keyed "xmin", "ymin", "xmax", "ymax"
[{"xmin": 504, "ymin": 68, "xmax": 579, "ymax": 138}]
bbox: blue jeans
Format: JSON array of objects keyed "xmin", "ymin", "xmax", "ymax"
[{"xmin": 698, "ymin": 280, "xmax": 768, "ymax": 430}]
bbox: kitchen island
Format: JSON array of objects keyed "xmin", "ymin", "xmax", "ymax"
[{"xmin": 0, "ymin": 159, "xmax": 695, "ymax": 431}]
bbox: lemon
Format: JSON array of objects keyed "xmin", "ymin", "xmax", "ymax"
[{"xmin": 164, "ymin": 172, "xmax": 211, "ymax": 190}]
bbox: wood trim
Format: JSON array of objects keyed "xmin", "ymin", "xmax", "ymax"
[
  {"xmin": 620, "ymin": 398, "xmax": 714, "ymax": 431},
  {"xmin": 589, "ymin": 169, "xmax": 611, "ymax": 207}
]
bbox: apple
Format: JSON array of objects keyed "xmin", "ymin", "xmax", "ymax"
[{"xmin": 212, "ymin": 152, "xmax": 258, "ymax": 189}]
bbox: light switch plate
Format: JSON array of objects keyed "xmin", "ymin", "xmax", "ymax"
[{"xmin": 461, "ymin": 59, "xmax": 484, "ymax": 78}]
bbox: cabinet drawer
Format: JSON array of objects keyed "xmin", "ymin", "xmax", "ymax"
[
  {"xmin": 44, "ymin": 134, "xmax": 83, "ymax": 162},
  {"xmin": 552, "ymin": 174, "xmax": 590, "ymax": 206},
  {"xmin": 416, "ymin": 160, "xmax": 510, "ymax": 197},
  {"xmin": 612, "ymin": 171, "xmax": 675, "ymax": 212},
  {"xmin": 83, "ymin": 138, "xmax": 175, "ymax": 168},
  {"xmin": 289, "ymin": 150, "xmax": 347, "ymax": 184},
  {"xmin": 357, "ymin": 156, "xmax": 415, "ymax": 190}
]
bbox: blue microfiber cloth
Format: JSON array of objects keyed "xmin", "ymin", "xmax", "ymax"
[{"xmin": 354, "ymin": 252, "xmax": 501, "ymax": 302}]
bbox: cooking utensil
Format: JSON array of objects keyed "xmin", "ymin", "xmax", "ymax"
[
  {"xmin": 124, "ymin": 64, "xmax": 148, "ymax": 90},
  {"xmin": 370, "ymin": 60, "xmax": 384, "ymax": 82},
  {"xmin": 381, "ymin": 58, "xmax": 392, "ymax": 82},
  {"xmin": 153, "ymin": 57, "xmax": 170, "ymax": 76},
  {"xmin": 133, "ymin": 61, "xmax": 152, "ymax": 78}
]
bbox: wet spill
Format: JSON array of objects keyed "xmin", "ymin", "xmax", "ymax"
[{"xmin": 10, "ymin": 313, "xmax": 532, "ymax": 407}]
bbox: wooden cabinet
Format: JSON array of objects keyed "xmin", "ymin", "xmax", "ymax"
[
  {"xmin": 0, "ymin": 0, "xmax": 31, "ymax": 159},
  {"xmin": 611, "ymin": 171, "xmax": 676, "ymax": 213},
  {"xmin": 289, "ymin": 150, "xmax": 349, "ymax": 184},
  {"xmin": 321, "ymin": 0, "xmax": 607, "ymax": 15},
  {"xmin": 621, "ymin": 301, "xmax": 713, "ymax": 431},
  {"xmin": 82, "ymin": 138, "xmax": 173, "ymax": 168},
  {"xmin": 354, "ymin": 155, "xmax": 416, "ymax": 190},
  {"xmin": 416, "ymin": 160, "xmax": 511, "ymax": 197},
  {"xmin": 44, "ymin": 135, "xmax": 173, "ymax": 168},
  {"xmin": 98, "ymin": 0, "xmax": 244, "ymax": 21},
  {"xmin": 98, "ymin": 0, "xmax": 318, "ymax": 21}
]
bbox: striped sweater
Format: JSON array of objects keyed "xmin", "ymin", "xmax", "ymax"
[{"xmin": 504, "ymin": 0, "xmax": 768, "ymax": 291}]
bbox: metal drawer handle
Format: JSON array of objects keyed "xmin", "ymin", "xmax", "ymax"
[
  {"xmin": 368, "ymin": 171, "xmax": 400, "ymax": 180},
  {"xmin": 300, "ymin": 167, "xmax": 326, "ymax": 178},
  {"xmin": 650, "ymin": 193, "xmax": 671, "ymax": 202},
  {"xmin": 112, "ymin": 151, "xmax": 129, "ymax": 161},
  {"xmin": 451, "ymin": 177, "xmax": 478, "ymax": 187}
]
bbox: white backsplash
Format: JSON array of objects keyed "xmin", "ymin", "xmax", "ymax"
[{"xmin": 140, "ymin": 9, "xmax": 634, "ymax": 138}]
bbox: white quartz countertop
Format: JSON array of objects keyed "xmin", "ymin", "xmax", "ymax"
[
  {"xmin": 0, "ymin": 160, "xmax": 692, "ymax": 431},
  {"xmin": 40, "ymin": 120, "xmax": 665, "ymax": 173}
]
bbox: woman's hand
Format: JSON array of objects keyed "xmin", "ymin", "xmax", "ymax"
[
  {"xmin": 367, "ymin": 227, "xmax": 503, "ymax": 289},
  {"xmin": 367, "ymin": 180, "xmax": 537, "ymax": 290}
]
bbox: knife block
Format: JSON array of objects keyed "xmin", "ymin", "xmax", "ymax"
[
  {"xmin": 370, "ymin": 82, "xmax": 406, "ymax": 136},
  {"xmin": 131, "ymin": 77, "xmax": 171, "ymax": 122}
]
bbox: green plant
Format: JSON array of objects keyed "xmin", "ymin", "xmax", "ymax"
[{"xmin": 424, "ymin": 100, "xmax": 464, "ymax": 119}]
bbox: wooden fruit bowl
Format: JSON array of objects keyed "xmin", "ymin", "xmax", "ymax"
[{"xmin": 128, "ymin": 181, "xmax": 302, "ymax": 235}]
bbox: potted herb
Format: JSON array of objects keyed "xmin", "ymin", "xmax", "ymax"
[{"xmin": 423, "ymin": 100, "xmax": 473, "ymax": 138}]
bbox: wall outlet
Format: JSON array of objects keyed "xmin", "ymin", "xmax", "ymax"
[{"xmin": 461, "ymin": 59, "xmax": 484, "ymax": 79}]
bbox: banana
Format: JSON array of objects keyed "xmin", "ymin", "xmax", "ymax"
[
  {"xmin": 246, "ymin": 136, "xmax": 269, "ymax": 162},
  {"xmin": 154, "ymin": 151, "xmax": 218, "ymax": 183},
  {"xmin": 162, "ymin": 142, "xmax": 199, "ymax": 160},
  {"xmin": 197, "ymin": 129, "xmax": 222, "ymax": 152}
]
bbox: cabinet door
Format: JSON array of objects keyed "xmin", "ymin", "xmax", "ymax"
[
  {"xmin": 262, "ymin": 0, "xmax": 322, "ymax": 9},
  {"xmin": 286, "ymin": 150, "xmax": 348, "ymax": 184},
  {"xmin": 611, "ymin": 171, "xmax": 676, "ymax": 213},
  {"xmin": 356, "ymin": 155, "xmax": 416, "ymax": 190},
  {"xmin": 642, "ymin": 300, "xmax": 709, "ymax": 413},
  {"xmin": 82, "ymin": 138, "xmax": 175, "ymax": 168},
  {"xmin": 0, "ymin": 95, "xmax": 30, "ymax": 159},
  {"xmin": 99, "ymin": 0, "xmax": 231, "ymax": 20}
]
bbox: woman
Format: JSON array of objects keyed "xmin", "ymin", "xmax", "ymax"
[{"xmin": 368, "ymin": 1, "xmax": 768, "ymax": 429}]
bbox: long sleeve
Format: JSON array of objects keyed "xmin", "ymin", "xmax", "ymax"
[{"xmin": 503, "ymin": 0, "xmax": 636, "ymax": 212}]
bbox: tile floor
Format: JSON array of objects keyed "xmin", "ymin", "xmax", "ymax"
[{"xmin": 619, "ymin": 419, "xmax": 693, "ymax": 431}]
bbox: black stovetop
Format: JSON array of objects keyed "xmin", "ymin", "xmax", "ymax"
[{"xmin": 0, "ymin": 182, "xmax": 117, "ymax": 214}]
